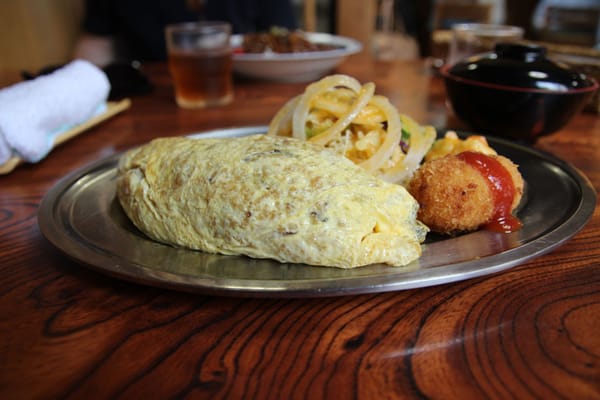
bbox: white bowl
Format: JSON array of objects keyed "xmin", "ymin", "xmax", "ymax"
[{"xmin": 231, "ymin": 32, "xmax": 362, "ymax": 82}]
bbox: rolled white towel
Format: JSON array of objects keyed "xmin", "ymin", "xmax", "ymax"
[{"xmin": 0, "ymin": 59, "xmax": 110, "ymax": 165}]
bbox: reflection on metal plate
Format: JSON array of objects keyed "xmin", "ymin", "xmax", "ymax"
[{"xmin": 38, "ymin": 126, "xmax": 597, "ymax": 297}]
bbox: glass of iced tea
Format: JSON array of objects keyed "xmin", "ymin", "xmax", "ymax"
[{"xmin": 165, "ymin": 21, "xmax": 233, "ymax": 108}]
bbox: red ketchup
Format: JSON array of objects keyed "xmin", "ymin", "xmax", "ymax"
[{"xmin": 457, "ymin": 151, "xmax": 522, "ymax": 233}]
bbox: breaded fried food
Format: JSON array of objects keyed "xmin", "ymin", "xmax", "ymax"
[{"xmin": 407, "ymin": 152, "xmax": 524, "ymax": 235}]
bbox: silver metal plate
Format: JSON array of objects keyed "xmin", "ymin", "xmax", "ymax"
[{"xmin": 38, "ymin": 126, "xmax": 597, "ymax": 297}]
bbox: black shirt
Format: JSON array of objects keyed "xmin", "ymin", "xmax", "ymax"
[{"xmin": 82, "ymin": 0, "xmax": 298, "ymax": 61}]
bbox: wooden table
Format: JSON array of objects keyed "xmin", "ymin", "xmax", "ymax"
[{"xmin": 1, "ymin": 56, "xmax": 599, "ymax": 399}]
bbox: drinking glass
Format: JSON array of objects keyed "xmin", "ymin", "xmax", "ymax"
[
  {"xmin": 447, "ymin": 23, "xmax": 524, "ymax": 65},
  {"xmin": 165, "ymin": 21, "xmax": 233, "ymax": 108}
]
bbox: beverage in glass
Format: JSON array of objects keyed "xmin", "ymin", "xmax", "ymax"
[{"xmin": 165, "ymin": 22, "xmax": 233, "ymax": 108}]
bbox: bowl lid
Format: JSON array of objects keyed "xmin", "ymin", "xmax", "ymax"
[{"xmin": 445, "ymin": 43, "xmax": 597, "ymax": 92}]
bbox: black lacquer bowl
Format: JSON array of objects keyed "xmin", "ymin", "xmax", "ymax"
[{"xmin": 441, "ymin": 43, "xmax": 598, "ymax": 142}]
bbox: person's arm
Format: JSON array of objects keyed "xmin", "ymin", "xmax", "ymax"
[
  {"xmin": 72, "ymin": 33, "xmax": 117, "ymax": 67},
  {"xmin": 72, "ymin": 0, "xmax": 117, "ymax": 66}
]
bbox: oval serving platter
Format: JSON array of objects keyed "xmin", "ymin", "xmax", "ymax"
[{"xmin": 38, "ymin": 126, "xmax": 597, "ymax": 297}]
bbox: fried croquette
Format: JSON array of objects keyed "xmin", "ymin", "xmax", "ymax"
[{"xmin": 407, "ymin": 152, "xmax": 524, "ymax": 235}]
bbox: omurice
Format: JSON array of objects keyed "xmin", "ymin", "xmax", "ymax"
[{"xmin": 116, "ymin": 134, "xmax": 427, "ymax": 268}]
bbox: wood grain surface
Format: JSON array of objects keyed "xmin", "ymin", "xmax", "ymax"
[{"xmin": 1, "ymin": 56, "xmax": 599, "ymax": 400}]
